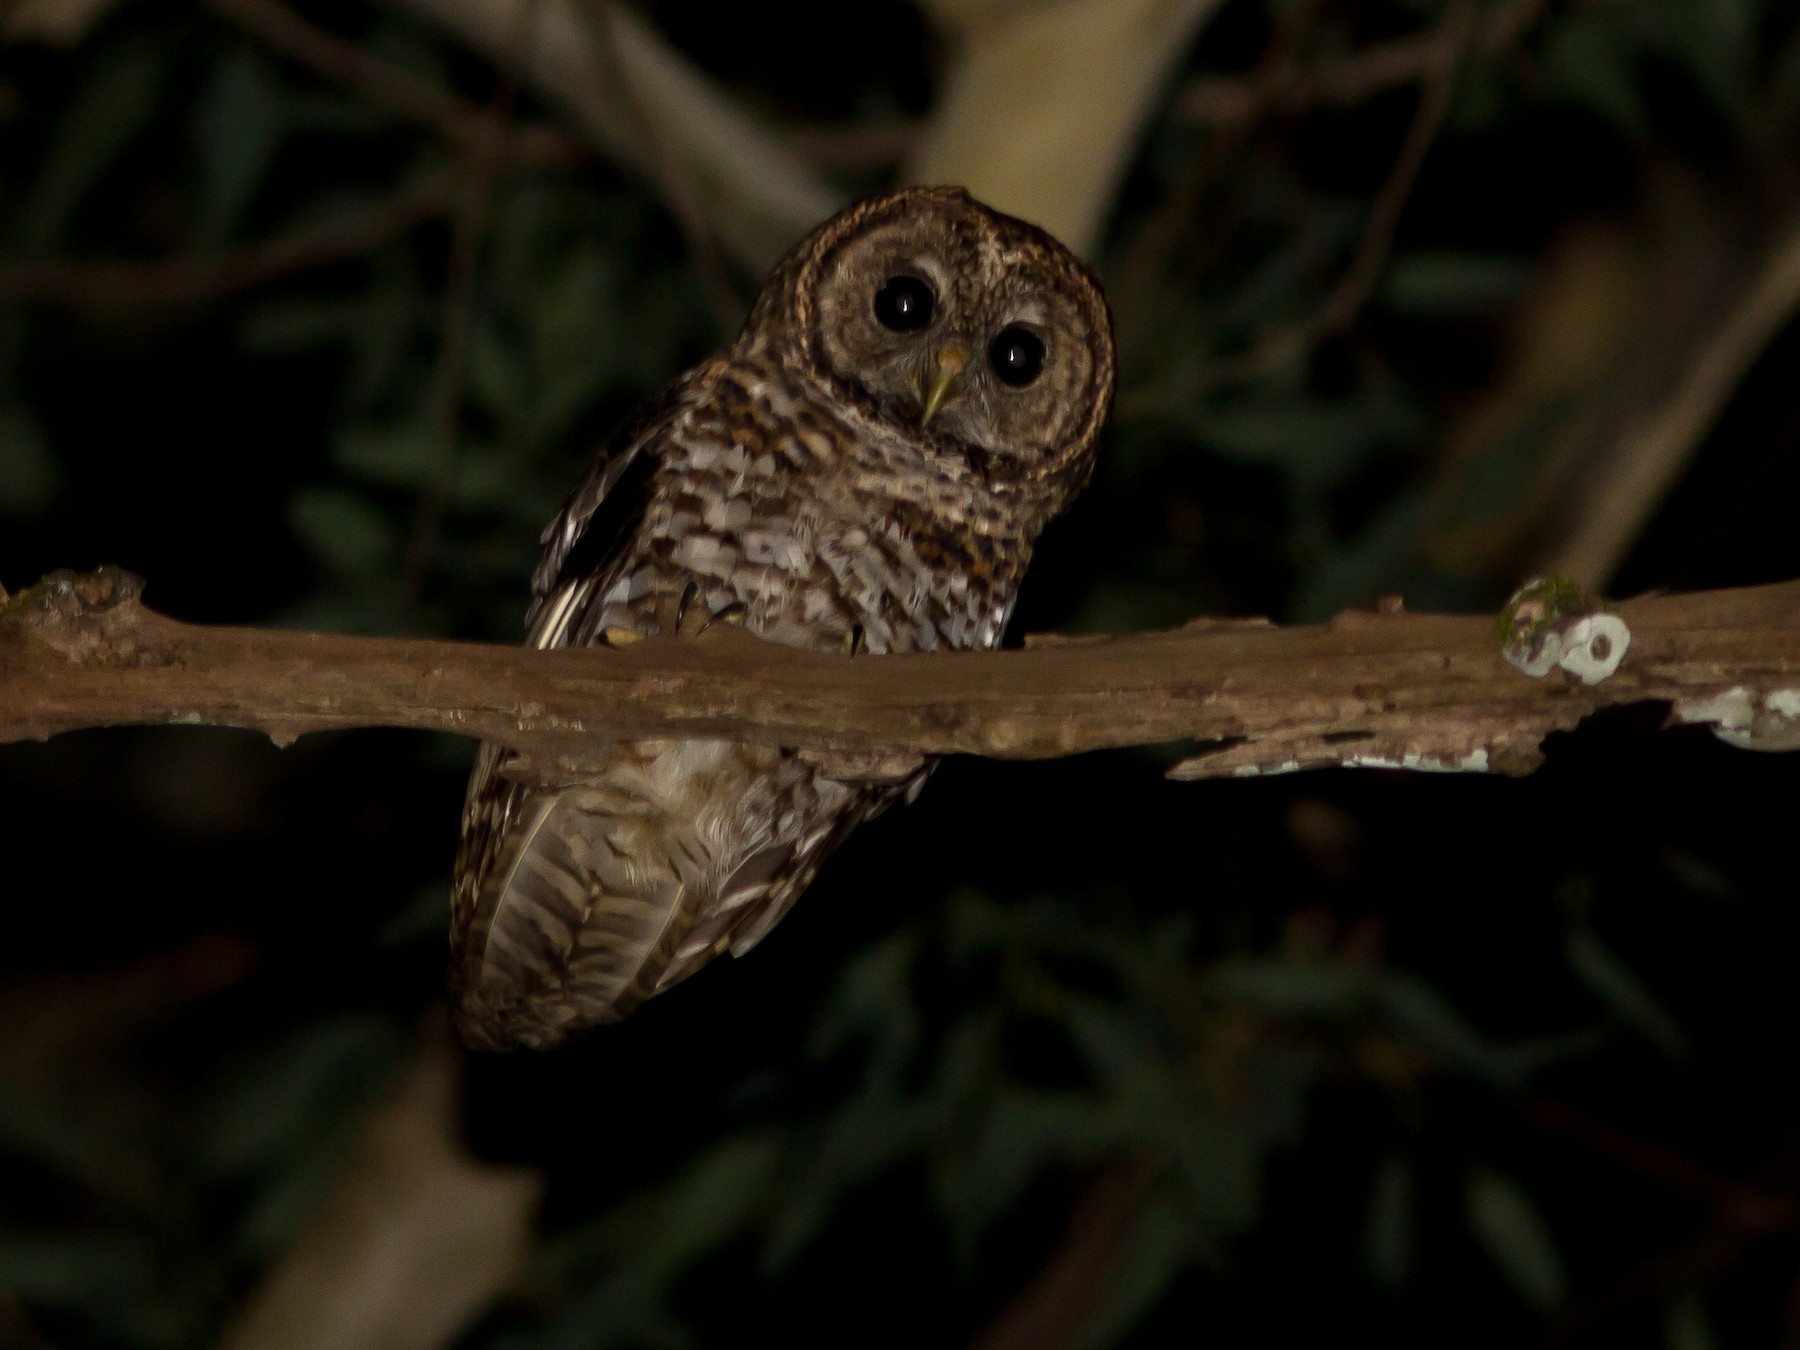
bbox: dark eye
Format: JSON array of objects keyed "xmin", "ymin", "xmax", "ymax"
[
  {"xmin": 987, "ymin": 325, "xmax": 1045, "ymax": 387},
  {"xmin": 873, "ymin": 275, "xmax": 935, "ymax": 332}
]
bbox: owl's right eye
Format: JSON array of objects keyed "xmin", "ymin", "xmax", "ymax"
[{"xmin": 873, "ymin": 275, "xmax": 935, "ymax": 332}]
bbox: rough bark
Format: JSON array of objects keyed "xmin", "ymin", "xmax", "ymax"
[{"xmin": 3, "ymin": 568, "xmax": 1798, "ymax": 782}]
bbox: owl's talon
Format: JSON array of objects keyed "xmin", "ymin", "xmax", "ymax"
[
  {"xmin": 698, "ymin": 601, "xmax": 747, "ymax": 634},
  {"xmin": 673, "ymin": 581, "xmax": 700, "ymax": 634},
  {"xmin": 842, "ymin": 623, "xmax": 866, "ymax": 656},
  {"xmin": 601, "ymin": 625, "xmax": 643, "ymax": 647},
  {"xmin": 799, "ymin": 747, "xmax": 929, "ymax": 786}
]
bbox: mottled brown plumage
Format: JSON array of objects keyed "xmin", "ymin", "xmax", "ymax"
[{"xmin": 451, "ymin": 186, "xmax": 1115, "ymax": 1050}]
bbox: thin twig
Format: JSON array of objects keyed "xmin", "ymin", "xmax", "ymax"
[
  {"xmin": 1535, "ymin": 1128, "xmax": 1800, "ymax": 1350},
  {"xmin": 1528, "ymin": 1098, "xmax": 1798, "ymax": 1230},
  {"xmin": 1121, "ymin": 0, "xmax": 1477, "ymax": 415},
  {"xmin": 403, "ymin": 0, "xmax": 537, "ymax": 597},
  {"xmin": 1537, "ymin": 1223, "xmax": 1753, "ymax": 1350},
  {"xmin": 1315, "ymin": 1, "xmax": 1476, "ymax": 330},
  {"xmin": 1111, "ymin": 0, "xmax": 1326, "ymax": 342},
  {"xmin": 782, "ymin": 120, "xmax": 918, "ymax": 172},
  {"xmin": 0, "ymin": 1295, "xmax": 54, "ymax": 1350},
  {"xmin": 0, "ymin": 177, "xmax": 456, "ymax": 307},
  {"xmin": 970, "ymin": 1158, "xmax": 1157, "ymax": 1350},
  {"xmin": 206, "ymin": 0, "xmax": 583, "ymax": 169},
  {"xmin": 572, "ymin": 4, "xmax": 742, "ymax": 334},
  {"xmin": 1175, "ymin": 0, "xmax": 1547, "ymax": 126}
]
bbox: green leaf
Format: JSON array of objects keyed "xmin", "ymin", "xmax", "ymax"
[
  {"xmin": 1377, "ymin": 972, "xmax": 1525, "ymax": 1086},
  {"xmin": 235, "ymin": 1141, "xmax": 345, "ymax": 1260},
  {"xmin": 0, "ymin": 1087, "xmax": 155, "ymax": 1206},
  {"xmin": 1773, "ymin": 18, "xmax": 1800, "ymax": 112},
  {"xmin": 935, "ymin": 1089, "xmax": 1126, "ymax": 1259},
  {"xmin": 465, "ymin": 321, "xmax": 530, "ymax": 426},
  {"xmin": 541, "ymin": 1133, "xmax": 783, "ymax": 1345},
  {"xmin": 0, "ymin": 1233, "xmax": 153, "ymax": 1307},
  {"xmin": 200, "ymin": 1015, "xmax": 399, "ymax": 1177},
  {"xmin": 374, "ymin": 878, "xmax": 453, "ymax": 948},
  {"xmin": 1466, "ymin": 1167, "xmax": 1567, "ymax": 1312},
  {"xmin": 1364, "ymin": 1156, "xmax": 1415, "ymax": 1289},
  {"xmin": 763, "ymin": 1081, "xmax": 928, "ymax": 1271},
  {"xmin": 287, "ymin": 486, "xmax": 398, "ymax": 579},
  {"xmin": 17, "ymin": 36, "xmax": 167, "ymax": 252},
  {"xmin": 656, "ymin": 1132, "xmax": 783, "ymax": 1266},
  {"xmin": 1205, "ymin": 958, "xmax": 1366, "ymax": 1017},
  {"xmin": 1566, "ymin": 927, "xmax": 1690, "ymax": 1059},
  {"xmin": 331, "ymin": 424, "xmax": 445, "ymax": 492},
  {"xmin": 1153, "ymin": 1091, "xmax": 1260, "ymax": 1235},
  {"xmin": 808, "ymin": 926, "xmax": 923, "ymax": 1062},
  {"xmin": 1071, "ymin": 1190, "xmax": 1196, "ymax": 1350},
  {"xmin": 1290, "ymin": 490, "xmax": 1427, "ymax": 622},
  {"xmin": 192, "ymin": 51, "xmax": 284, "ymax": 245},
  {"xmin": 1380, "ymin": 251, "xmax": 1535, "ymax": 316},
  {"xmin": 1627, "ymin": 0, "xmax": 1754, "ymax": 124},
  {"xmin": 0, "ymin": 407, "xmax": 61, "ymax": 513},
  {"xmin": 1200, "ymin": 404, "xmax": 1364, "ymax": 483},
  {"xmin": 1541, "ymin": 15, "xmax": 1647, "ymax": 137},
  {"xmin": 1666, "ymin": 1290, "xmax": 1721, "ymax": 1350}
]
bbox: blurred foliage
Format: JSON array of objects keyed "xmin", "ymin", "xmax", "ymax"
[{"xmin": 4, "ymin": 1, "xmax": 1800, "ymax": 1347}]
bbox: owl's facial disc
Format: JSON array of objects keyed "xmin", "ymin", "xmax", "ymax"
[{"xmin": 788, "ymin": 187, "xmax": 1114, "ymax": 490}]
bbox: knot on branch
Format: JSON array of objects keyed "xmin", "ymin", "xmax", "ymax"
[
  {"xmin": 1, "ymin": 567, "xmax": 150, "ymax": 663},
  {"xmin": 1497, "ymin": 578, "xmax": 1631, "ymax": 686},
  {"xmin": 2, "ymin": 566, "xmax": 143, "ymax": 616}
]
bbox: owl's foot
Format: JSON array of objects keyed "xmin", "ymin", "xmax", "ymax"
[
  {"xmin": 664, "ymin": 582, "xmax": 747, "ymax": 638},
  {"xmin": 692, "ymin": 601, "xmax": 748, "ymax": 636},
  {"xmin": 797, "ymin": 746, "xmax": 928, "ymax": 786}
]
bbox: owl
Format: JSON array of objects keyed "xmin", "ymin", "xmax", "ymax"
[{"xmin": 451, "ymin": 186, "xmax": 1115, "ymax": 1050}]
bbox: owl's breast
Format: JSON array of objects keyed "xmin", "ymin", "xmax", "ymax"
[{"xmin": 591, "ymin": 365, "xmax": 1027, "ymax": 659}]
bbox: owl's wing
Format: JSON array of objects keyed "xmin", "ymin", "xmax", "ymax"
[
  {"xmin": 451, "ymin": 377, "xmax": 698, "ymax": 1050},
  {"xmin": 452, "ymin": 360, "xmax": 911, "ymax": 1051},
  {"xmin": 523, "ymin": 371, "xmax": 696, "ymax": 650}
]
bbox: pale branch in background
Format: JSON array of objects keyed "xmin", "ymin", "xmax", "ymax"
[
  {"xmin": 907, "ymin": 0, "xmax": 1224, "ymax": 256},
  {"xmin": 386, "ymin": 0, "xmax": 840, "ymax": 272},
  {"xmin": 4, "ymin": 568, "xmax": 1798, "ymax": 783},
  {"xmin": 1538, "ymin": 219, "xmax": 1800, "ymax": 590}
]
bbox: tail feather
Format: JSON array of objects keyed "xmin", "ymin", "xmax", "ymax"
[
  {"xmin": 449, "ymin": 736, "xmax": 900, "ymax": 1050},
  {"xmin": 453, "ymin": 786, "xmax": 703, "ymax": 1049}
]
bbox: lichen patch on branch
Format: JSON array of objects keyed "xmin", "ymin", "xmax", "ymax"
[
  {"xmin": 1674, "ymin": 684, "xmax": 1800, "ymax": 753},
  {"xmin": 1497, "ymin": 577, "xmax": 1631, "ymax": 685}
]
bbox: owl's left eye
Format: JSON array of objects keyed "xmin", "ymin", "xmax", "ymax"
[
  {"xmin": 988, "ymin": 325, "xmax": 1046, "ymax": 387},
  {"xmin": 873, "ymin": 275, "xmax": 936, "ymax": 332}
]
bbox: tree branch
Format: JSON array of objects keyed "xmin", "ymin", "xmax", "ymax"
[
  {"xmin": 0, "ymin": 177, "xmax": 456, "ymax": 307},
  {"xmin": 1174, "ymin": 0, "xmax": 1547, "ymax": 126},
  {"xmin": 3, "ymin": 569, "xmax": 1798, "ymax": 783},
  {"xmin": 206, "ymin": 0, "xmax": 584, "ymax": 170}
]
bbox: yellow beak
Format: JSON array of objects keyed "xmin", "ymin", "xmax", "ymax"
[{"xmin": 919, "ymin": 344, "xmax": 968, "ymax": 424}]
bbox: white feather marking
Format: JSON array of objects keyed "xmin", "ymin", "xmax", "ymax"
[{"xmin": 531, "ymin": 583, "xmax": 583, "ymax": 648}]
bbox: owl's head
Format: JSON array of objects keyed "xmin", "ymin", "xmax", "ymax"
[{"xmin": 745, "ymin": 187, "xmax": 1115, "ymax": 506}]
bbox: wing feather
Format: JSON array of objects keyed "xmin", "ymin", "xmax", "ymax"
[
  {"xmin": 525, "ymin": 369, "xmax": 706, "ymax": 646},
  {"xmin": 453, "ymin": 380, "xmax": 698, "ymax": 1049}
]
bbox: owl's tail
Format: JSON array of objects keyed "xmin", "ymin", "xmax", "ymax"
[{"xmin": 450, "ymin": 772, "xmax": 704, "ymax": 1051}]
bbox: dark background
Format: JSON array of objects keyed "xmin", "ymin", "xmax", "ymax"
[{"xmin": 3, "ymin": 1, "xmax": 1800, "ymax": 1346}]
